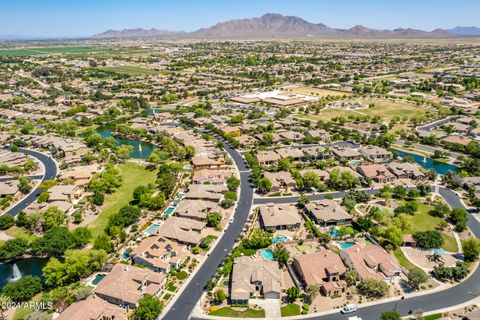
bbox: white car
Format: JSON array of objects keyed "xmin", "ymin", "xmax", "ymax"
[
  {"xmin": 341, "ymin": 304, "xmax": 358, "ymax": 314},
  {"xmin": 348, "ymin": 317, "xmax": 362, "ymax": 320}
]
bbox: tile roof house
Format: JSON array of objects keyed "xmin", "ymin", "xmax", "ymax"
[
  {"xmin": 175, "ymin": 199, "xmax": 221, "ymax": 221},
  {"xmin": 184, "ymin": 184, "xmax": 227, "ymax": 202},
  {"xmin": 332, "ymin": 147, "xmax": 362, "ymax": 161},
  {"xmin": 386, "ymin": 162, "xmax": 425, "ymax": 180},
  {"xmin": 131, "ymin": 236, "xmax": 188, "ymax": 273},
  {"xmin": 339, "ymin": 244, "xmax": 401, "ymax": 281},
  {"xmin": 358, "ymin": 145, "xmax": 392, "ymax": 163},
  {"xmin": 47, "ymin": 185, "xmax": 77, "ymax": 202},
  {"xmin": 230, "ymin": 256, "xmax": 281, "ymax": 305},
  {"xmin": 258, "ymin": 203, "xmax": 302, "ymax": 231},
  {"xmin": 292, "ymin": 250, "xmax": 347, "ymax": 297},
  {"xmin": 94, "ymin": 264, "xmax": 166, "ymax": 309},
  {"xmin": 256, "ymin": 151, "xmax": 281, "ymax": 166},
  {"xmin": 276, "ymin": 147, "xmax": 305, "ymax": 161},
  {"xmin": 191, "ymin": 154, "xmax": 225, "ymax": 170},
  {"xmin": 192, "ymin": 169, "xmax": 232, "ymax": 185},
  {"xmin": 356, "ymin": 164, "xmax": 395, "ymax": 183},
  {"xmin": 263, "ymin": 171, "xmax": 296, "ymax": 192},
  {"xmin": 156, "ymin": 216, "xmax": 206, "ymax": 246},
  {"xmin": 442, "ymin": 135, "xmax": 473, "ymax": 147},
  {"xmin": 305, "ymin": 200, "xmax": 351, "ymax": 226},
  {"xmin": 0, "ymin": 181, "xmax": 18, "ymax": 197},
  {"xmin": 279, "ymin": 131, "xmax": 305, "ymax": 143},
  {"xmin": 57, "ymin": 295, "xmax": 127, "ymax": 320}
]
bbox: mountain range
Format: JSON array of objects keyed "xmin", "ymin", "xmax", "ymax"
[{"xmin": 92, "ymin": 13, "xmax": 480, "ymax": 39}]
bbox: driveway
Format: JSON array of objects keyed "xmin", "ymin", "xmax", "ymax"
[{"xmin": 250, "ymin": 298, "xmax": 281, "ymax": 318}]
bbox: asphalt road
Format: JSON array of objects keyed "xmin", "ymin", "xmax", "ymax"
[
  {"xmin": 3, "ymin": 148, "xmax": 58, "ymax": 217},
  {"xmin": 162, "ymin": 137, "xmax": 253, "ymax": 320}
]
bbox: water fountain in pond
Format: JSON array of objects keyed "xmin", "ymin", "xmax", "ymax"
[
  {"xmin": 422, "ymin": 156, "xmax": 427, "ymax": 164},
  {"xmin": 139, "ymin": 144, "xmax": 143, "ymax": 154},
  {"xmin": 8, "ymin": 263, "xmax": 22, "ymax": 282}
]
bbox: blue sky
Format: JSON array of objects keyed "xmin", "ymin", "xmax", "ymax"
[{"xmin": 1, "ymin": 0, "xmax": 479, "ymax": 37}]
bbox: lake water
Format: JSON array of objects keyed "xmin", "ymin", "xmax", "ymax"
[
  {"xmin": 392, "ymin": 149, "xmax": 459, "ymax": 175},
  {"xmin": 0, "ymin": 258, "xmax": 49, "ymax": 290},
  {"xmin": 95, "ymin": 124, "xmax": 154, "ymax": 159}
]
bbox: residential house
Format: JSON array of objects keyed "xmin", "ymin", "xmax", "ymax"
[
  {"xmin": 191, "ymin": 154, "xmax": 225, "ymax": 170},
  {"xmin": 442, "ymin": 135, "xmax": 473, "ymax": 147},
  {"xmin": 279, "ymin": 131, "xmax": 305, "ymax": 143},
  {"xmin": 130, "ymin": 236, "xmax": 188, "ymax": 273},
  {"xmin": 256, "ymin": 151, "xmax": 281, "ymax": 166},
  {"xmin": 339, "ymin": 244, "xmax": 401, "ymax": 281},
  {"xmin": 230, "ymin": 256, "xmax": 281, "ymax": 305},
  {"xmin": 94, "ymin": 264, "xmax": 166, "ymax": 309},
  {"xmin": 358, "ymin": 146, "xmax": 391, "ymax": 163},
  {"xmin": 263, "ymin": 171, "xmax": 296, "ymax": 192},
  {"xmin": 356, "ymin": 164, "xmax": 395, "ymax": 183},
  {"xmin": 258, "ymin": 203, "xmax": 302, "ymax": 231},
  {"xmin": 386, "ymin": 162, "xmax": 425, "ymax": 180},
  {"xmin": 192, "ymin": 169, "xmax": 232, "ymax": 185},
  {"xmin": 184, "ymin": 184, "xmax": 227, "ymax": 202},
  {"xmin": 57, "ymin": 296, "xmax": 127, "ymax": 320},
  {"xmin": 276, "ymin": 147, "xmax": 304, "ymax": 161},
  {"xmin": 156, "ymin": 216, "xmax": 206, "ymax": 246},
  {"xmin": 305, "ymin": 200, "xmax": 351, "ymax": 226},
  {"xmin": 332, "ymin": 147, "xmax": 362, "ymax": 161},
  {"xmin": 175, "ymin": 199, "xmax": 221, "ymax": 221},
  {"xmin": 292, "ymin": 250, "xmax": 347, "ymax": 297}
]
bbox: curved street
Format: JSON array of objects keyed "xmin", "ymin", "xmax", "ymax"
[
  {"xmin": 164, "ymin": 141, "xmax": 480, "ymax": 320},
  {"xmin": 3, "ymin": 148, "xmax": 58, "ymax": 217},
  {"xmin": 163, "ymin": 138, "xmax": 254, "ymax": 320}
]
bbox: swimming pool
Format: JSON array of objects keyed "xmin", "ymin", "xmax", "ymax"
[
  {"xmin": 260, "ymin": 249, "xmax": 275, "ymax": 261},
  {"xmin": 272, "ymin": 236, "xmax": 289, "ymax": 243},
  {"xmin": 122, "ymin": 250, "xmax": 130, "ymax": 260},
  {"xmin": 176, "ymin": 193, "xmax": 185, "ymax": 199},
  {"xmin": 145, "ymin": 223, "xmax": 160, "ymax": 234},
  {"xmin": 339, "ymin": 242, "xmax": 356, "ymax": 250},
  {"xmin": 330, "ymin": 228, "xmax": 339, "ymax": 237},
  {"xmin": 91, "ymin": 273, "xmax": 105, "ymax": 286},
  {"xmin": 163, "ymin": 207, "xmax": 175, "ymax": 216}
]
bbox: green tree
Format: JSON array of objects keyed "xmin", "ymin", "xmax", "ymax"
[
  {"xmin": 72, "ymin": 227, "xmax": 92, "ymax": 247},
  {"xmin": 18, "ymin": 176, "xmax": 32, "ymax": 194},
  {"xmin": 0, "ymin": 238, "xmax": 28, "ymax": 262},
  {"xmin": 407, "ymin": 268, "xmax": 428, "ymax": 290},
  {"xmin": 2, "ymin": 276, "xmax": 42, "ymax": 302},
  {"xmin": 413, "ymin": 231, "xmax": 444, "ymax": 249},
  {"xmin": 305, "ymin": 284, "xmax": 320, "ymax": 302},
  {"xmin": 213, "ymin": 289, "xmax": 226, "ymax": 304},
  {"xmin": 0, "ymin": 215, "xmax": 15, "ymax": 230},
  {"xmin": 132, "ymin": 295, "xmax": 163, "ymax": 320},
  {"xmin": 357, "ymin": 279, "xmax": 389, "ymax": 298},
  {"xmin": 273, "ymin": 244, "xmax": 290, "ymax": 267},
  {"xmin": 42, "ymin": 206, "xmax": 67, "ymax": 230},
  {"xmin": 286, "ymin": 286, "xmax": 301, "ymax": 302},
  {"xmin": 226, "ymin": 176, "xmax": 240, "ymax": 192},
  {"xmin": 206, "ymin": 212, "xmax": 222, "ymax": 228},
  {"xmin": 258, "ymin": 177, "xmax": 272, "ymax": 193},
  {"xmin": 93, "ymin": 233, "xmax": 114, "ymax": 253},
  {"xmin": 31, "ymin": 226, "xmax": 78, "ymax": 256},
  {"xmin": 344, "ymin": 269, "xmax": 359, "ymax": 286},
  {"xmin": 381, "ymin": 310, "xmax": 401, "ymax": 320},
  {"xmin": 462, "ymin": 237, "xmax": 480, "ymax": 262},
  {"xmin": 449, "ymin": 208, "xmax": 468, "ymax": 231}
]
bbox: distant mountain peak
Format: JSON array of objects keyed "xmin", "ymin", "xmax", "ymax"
[{"xmin": 91, "ymin": 13, "xmax": 475, "ymax": 39}]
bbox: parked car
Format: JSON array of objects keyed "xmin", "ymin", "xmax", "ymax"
[{"xmin": 341, "ymin": 304, "xmax": 358, "ymax": 314}]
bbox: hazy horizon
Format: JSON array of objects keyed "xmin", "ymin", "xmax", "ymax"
[{"xmin": 1, "ymin": 0, "xmax": 479, "ymax": 38}]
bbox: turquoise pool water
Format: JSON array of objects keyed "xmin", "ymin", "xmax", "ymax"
[
  {"xmin": 392, "ymin": 149, "xmax": 459, "ymax": 175},
  {"xmin": 340, "ymin": 242, "xmax": 356, "ymax": 250},
  {"xmin": 145, "ymin": 223, "xmax": 160, "ymax": 234},
  {"xmin": 272, "ymin": 236, "xmax": 288, "ymax": 243},
  {"xmin": 163, "ymin": 207, "xmax": 175, "ymax": 216},
  {"xmin": 260, "ymin": 249, "xmax": 275, "ymax": 261},
  {"xmin": 122, "ymin": 250, "xmax": 129, "ymax": 259},
  {"xmin": 330, "ymin": 229, "xmax": 339, "ymax": 237},
  {"xmin": 433, "ymin": 248, "xmax": 447, "ymax": 255},
  {"xmin": 92, "ymin": 274, "xmax": 105, "ymax": 286}
]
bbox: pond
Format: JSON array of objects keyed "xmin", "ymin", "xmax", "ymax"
[
  {"xmin": 95, "ymin": 124, "xmax": 155, "ymax": 159},
  {"xmin": 392, "ymin": 149, "xmax": 459, "ymax": 175},
  {"xmin": 0, "ymin": 258, "xmax": 49, "ymax": 290}
]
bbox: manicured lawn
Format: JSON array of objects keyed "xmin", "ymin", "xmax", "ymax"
[
  {"xmin": 394, "ymin": 248, "xmax": 428, "ymax": 277},
  {"xmin": 174, "ymin": 270, "xmax": 188, "ymax": 280},
  {"xmin": 422, "ymin": 314, "xmax": 443, "ymax": 320},
  {"xmin": 166, "ymin": 282, "xmax": 177, "ymax": 292},
  {"xmin": 87, "ymin": 162, "xmax": 157, "ymax": 238},
  {"xmin": 5, "ymin": 226, "xmax": 37, "ymax": 243},
  {"xmin": 12, "ymin": 293, "xmax": 42, "ymax": 320},
  {"xmin": 401, "ymin": 202, "xmax": 458, "ymax": 252},
  {"xmin": 296, "ymin": 244, "xmax": 312, "ymax": 252},
  {"xmin": 0, "ymin": 46, "xmax": 106, "ymax": 56},
  {"xmin": 296, "ymin": 98, "xmax": 433, "ymax": 122},
  {"xmin": 163, "ymin": 293, "xmax": 172, "ymax": 300},
  {"xmin": 284, "ymin": 86, "xmax": 352, "ymax": 98},
  {"xmin": 281, "ymin": 303, "xmax": 301, "ymax": 317},
  {"xmin": 208, "ymin": 307, "xmax": 265, "ymax": 318},
  {"xmin": 100, "ymin": 66, "xmax": 157, "ymax": 75}
]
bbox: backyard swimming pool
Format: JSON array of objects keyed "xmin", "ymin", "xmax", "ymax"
[
  {"xmin": 163, "ymin": 206, "xmax": 176, "ymax": 216},
  {"xmin": 339, "ymin": 242, "xmax": 356, "ymax": 250},
  {"xmin": 145, "ymin": 223, "xmax": 161, "ymax": 234},
  {"xmin": 272, "ymin": 236, "xmax": 289, "ymax": 243},
  {"xmin": 91, "ymin": 273, "xmax": 106, "ymax": 286},
  {"xmin": 260, "ymin": 249, "xmax": 275, "ymax": 261}
]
